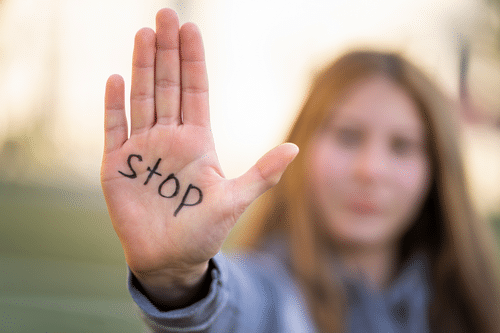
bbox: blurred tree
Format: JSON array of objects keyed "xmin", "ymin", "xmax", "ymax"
[
  {"xmin": 485, "ymin": 0, "xmax": 500, "ymax": 53},
  {"xmin": 455, "ymin": 0, "xmax": 500, "ymax": 128},
  {"xmin": 0, "ymin": 0, "xmax": 61, "ymax": 183}
]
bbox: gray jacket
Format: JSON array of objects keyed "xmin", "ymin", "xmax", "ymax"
[{"xmin": 129, "ymin": 239, "xmax": 432, "ymax": 332}]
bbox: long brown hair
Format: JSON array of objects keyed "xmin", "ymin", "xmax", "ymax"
[{"xmin": 234, "ymin": 50, "xmax": 500, "ymax": 332}]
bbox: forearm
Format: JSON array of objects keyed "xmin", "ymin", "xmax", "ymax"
[
  {"xmin": 128, "ymin": 254, "xmax": 234, "ymax": 332},
  {"xmin": 129, "ymin": 251, "xmax": 314, "ymax": 333}
]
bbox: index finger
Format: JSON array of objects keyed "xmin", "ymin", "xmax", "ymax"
[{"xmin": 179, "ymin": 23, "xmax": 209, "ymax": 127}]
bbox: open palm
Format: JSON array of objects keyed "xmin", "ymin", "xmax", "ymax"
[{"xmin": 101, "ymin": 9, "xmax": 298, "ymax": 293}]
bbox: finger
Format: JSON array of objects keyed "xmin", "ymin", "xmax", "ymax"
[
  {"xmin": 231, "ymin": 143, "xmax": 299, "ymax": 212},
  {"xmin": 155, "ymin": 8, "xmax": 181, "ymax": 125},
  {"xmin": 130, "ymin": 28, "xmax": 156, "ymax": 135},
  {"xmin": 179, "ymin": 23, "xmax": 209, "ymax": 126},
  {"xmin": 104, "ymin": 74, "xmax": 128, "ymax": 153}
]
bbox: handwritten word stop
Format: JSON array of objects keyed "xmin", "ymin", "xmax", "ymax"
[{"xmin": 118, "ymin": 154, "xmax": 203, "ymax": 216}]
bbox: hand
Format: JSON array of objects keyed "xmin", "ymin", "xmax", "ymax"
[{"xmin": 101, "ymin": 9, "xmax": 298, "ymax": 305}]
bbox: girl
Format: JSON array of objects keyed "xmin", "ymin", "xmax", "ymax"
[{"xmin": 101, "ymin": 8, "xmax": 500, "ymax": 332}]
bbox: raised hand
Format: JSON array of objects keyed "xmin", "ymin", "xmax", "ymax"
[{"xmin": 101, "ymin": 9, "xmax": 298, "ymax": 307}]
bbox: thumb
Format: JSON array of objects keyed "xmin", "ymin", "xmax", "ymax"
[{"xmin": 230, "ymin": 143, "xmax": 299, "ymax": 214}]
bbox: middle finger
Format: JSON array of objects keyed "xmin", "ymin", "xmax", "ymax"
[{"xmin": 155, "ymin": 8, "xmax": 181, "ymax": 126}]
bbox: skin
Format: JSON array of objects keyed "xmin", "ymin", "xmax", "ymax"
[
  {"xmin": 101, "ymin": 8, "xmax": 298, "ymax": 309},
  {"xmin": 307, "ymin": 75, "xmax": 432, "ymax": 289}
]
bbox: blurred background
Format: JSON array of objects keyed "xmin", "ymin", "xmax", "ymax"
[{"xmin": 1, "ymin": 0, "xmax": 499, "ymax": 331}]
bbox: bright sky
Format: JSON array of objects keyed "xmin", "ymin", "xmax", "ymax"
[{"xmin": 0, "ymin": 0, "xmax": 495, "ymax": 202}]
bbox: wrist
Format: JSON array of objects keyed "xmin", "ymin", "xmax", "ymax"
[{"xmin": 133, "ymin": 261, "xmax": 211, "ymax": 310}]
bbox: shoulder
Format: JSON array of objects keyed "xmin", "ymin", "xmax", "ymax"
[
  {"xmin": 216, "ymin": 234, "xmax": 315, "ymax": 332},
  {"xmin": 223, "ymin": 233, "xmax": 294, "ymax": 286}
]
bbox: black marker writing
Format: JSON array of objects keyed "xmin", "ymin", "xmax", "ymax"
[
  {"xmin": 118, "ymin": 154, "xmax": 142, "ymax": 178},
  {"xmin": 118, "ymin": 154, "xmax": 204, "ymax": 216},
  {"xmin": 158, "ymin": 173, "xmax": 180, "ymax": 198},
  {"xmin": 144, "ymin": 158, "xmax": 162, "ymax": 185},
  {"xmin": 174, "ymin": 184, "xmax": 203, "ymax": 217}
]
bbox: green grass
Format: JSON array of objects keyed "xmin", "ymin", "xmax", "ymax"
[
  {"xmin": 0, "ymin": 181, "xmax": 144, "ymax": 332},
  {"xmin": 1, "ymin": 180, "xmax": 499, "ymax": 332},
  {"xmin": 0, "ymin": 256, "xmax": 143, "ymax": 332},
  {"xmin": 0, "ymin": 181, "xmax": 123, "ymax": 263}
]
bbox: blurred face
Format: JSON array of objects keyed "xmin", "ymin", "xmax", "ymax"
[{"xmin": 307, "ymin": 75, "xmax": 431, "ymax": 250}]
